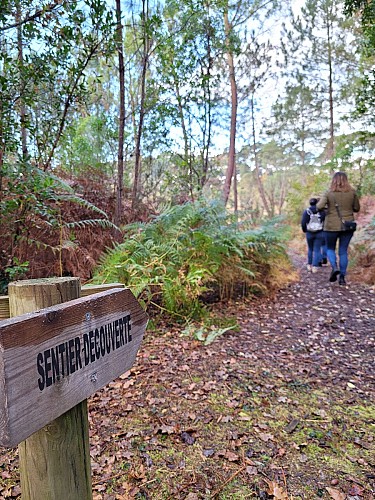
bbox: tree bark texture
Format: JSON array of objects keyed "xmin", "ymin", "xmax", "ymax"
[
  {"xmin": 250, "ymin": 95, "xmax": 271, "ymax": 217},
  {"xmin": 222, "ymin": 11, "xmax": 238, "ymax": 206},
  {"xmin": 132, "ymin": 0, "xmax": 150, "ymax": 210},
  {"xmin": 115, "ymin": 0, "xmax": 125, "ymax": 227}
]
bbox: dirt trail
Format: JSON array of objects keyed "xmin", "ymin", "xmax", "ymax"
[
  {"xmin": 226, "ymin": 258, "xmax": 375, "ymax": 400},
  {"xmin": 95, "ymin": 256, "xmax": 373, "ymax": 498},
  {"xmin": 1, "ymin": 254, "xmax": 374, "ymax": 499}
]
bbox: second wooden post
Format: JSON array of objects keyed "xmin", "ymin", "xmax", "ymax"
[{"xmin": 8, "ymin": 277, "xmax": 92, "ymax": 500}]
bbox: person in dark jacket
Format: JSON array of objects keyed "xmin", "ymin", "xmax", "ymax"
[
  {"xmin": 317, "ymin": 172, "xmax": 360, "ymax": 285},
  {"xmin": 301, "ymin": 197, "xmax": 326, "ymax": 273}
]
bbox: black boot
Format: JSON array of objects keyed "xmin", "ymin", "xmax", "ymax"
[
  {"xmin": 329, "ymin": 268, "xmax": 340, "ymax": 282},
  {"xmin": 339, "ymin": 274, "xmax": 346, "ymax": 285}
]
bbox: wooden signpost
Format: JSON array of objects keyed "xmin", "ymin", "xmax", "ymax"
[{"xmin": 0, "ymin": 277, "xmax": 148, "ymax": 499}]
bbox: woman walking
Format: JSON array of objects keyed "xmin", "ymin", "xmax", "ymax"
[
  {"xmin": 317, "ymin": 172, "xmax": 360, "ymax": 285},
  {"xmin": 301, "ymin": 198, "xmax": 325, "ymax": 273}
]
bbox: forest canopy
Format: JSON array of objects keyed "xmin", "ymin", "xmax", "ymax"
[{"xmin": 1, "ymin": 0, "xmax": 374, "ymax": 291}]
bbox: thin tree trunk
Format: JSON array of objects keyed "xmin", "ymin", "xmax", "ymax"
[
  {"xmin": 115, "ymin": 0, "xmax": 125, "ymax": 227},
  {"xmin": 250, "ymin": 95, "xmax": 271, "ymax": 217},
  {"xmin": 16, "ymin": 1, "xmax": 27, "ymax": 160},
  {"xmin": 233, "ymin": 163, "xmax": 238, "ymax": 215},
  {"xmin": 200, "ymin": 22, "xmax": 213, "ymax": 190},
  {"xmin": 327, "ymin": 15, "xmax": 335, "ymax": 161},
  {"xmin": 222, "ymin": 11, "xmax": 238, "ymax": 206},
  {"xmin": 174, "ymin": 77, "xmax": 193, "ymax": 199},
  {"xmin": 300, "ymin": 95, "xmax": 306, "ymax": 168},
  {"xmin": 0, "ymin": 98, "xmax": 3, "ymax": 192},
  {"xmin": 132, "ymin": 0, "xmax": 149, "ymax": 211},
  {"xmin": 43, "ymin": 42, "xmax": 99, "ymax": 170}
]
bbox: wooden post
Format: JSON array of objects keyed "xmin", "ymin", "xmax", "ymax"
[{"xmin": 8, "ymin": 278, "xmax": 92, "ymax": 500}]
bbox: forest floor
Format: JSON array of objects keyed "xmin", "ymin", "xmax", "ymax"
[{"xmin": 1, "ymin": 251, "xmax": 374, "ymax": 500}]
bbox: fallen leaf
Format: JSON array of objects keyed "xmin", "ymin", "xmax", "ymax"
[
  {"xmin": 158, "ymin": 425, "xmax": 175, "ymax": 434},
  {"xmin": 181, "ymin": 431, "xmax": 195, "ymax": 445},
  {"xmin": 285, "ymin": 419, "xmax": 299, "ymax": 433},
  {"xmin": 326, "ymin": 487, "xmax": 346, "ymax": 500},
  {"xmin": 348, "ymin": 483, "xmax": 364, "ymax": 496},
  {"xmin": 224, "ymin": 450, "xmax": 240, "ymax": 462},
  {"xmin": 277, "ymin": 396, "xmax": 289, "ymax": 403},
  {"xmin": 185, "ymin": 493, "xmax": 199, "ymax": 500},
  {"xmin": 265, "ymin": 480, "xmax": 288, "ymax": 499},
  {"xmin": 11, "ymin": 485, "xmax": 21, "ymax": 496},
  {"xmin": 258, "ymin": 432, "xmax": 274, "ymax": 442}
]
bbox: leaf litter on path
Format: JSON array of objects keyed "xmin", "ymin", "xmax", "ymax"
[{"xmin": 0, "ymin": 261, "xmax": 374, "ymax": 499}]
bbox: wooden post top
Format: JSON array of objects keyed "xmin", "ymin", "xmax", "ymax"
[{"xmin": 0, "ymin": 282, "xmax": 125, "ymax": 321}]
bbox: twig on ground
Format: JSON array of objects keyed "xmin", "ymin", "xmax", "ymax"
[{"xmin": 210, "ymin": 465, "xmax": 247, "ymax": 498}]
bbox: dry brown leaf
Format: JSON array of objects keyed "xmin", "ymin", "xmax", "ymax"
[
  {"xmin": 326, "ymin": 487, "xmax": 346, "ymax": 500},
  {"xmin": 158, "ymin": 424, "xmax": 175, "ymax": 434},
  {"xmin": 348, "ymin": 483, "xmax": 364, "ymax": 496},
  {"xmin": 238, "ymin": 415, "xmax": 252, "ymax": 421},
  {"xmin": 185, "ymin": 494, "xmax": 200, "ymax": 500},
  {"xmin": 258, "ymin": 432, "xmax": 274, "ymax": 442},
  {"xmin": 266, "ymin": 480, "xmax": 288, "ymax": 499},
  {"xmin": 224, "ymin": 450, "xmax": 240, "ymax": 462}
]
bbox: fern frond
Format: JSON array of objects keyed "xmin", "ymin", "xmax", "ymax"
[
  {"xmin": 65, "ymin": 218, "xmax": 118, "ymax": 230},
  {"xmin": 57, "ymin": 195, "xmax": 110, "ymax": 219}
]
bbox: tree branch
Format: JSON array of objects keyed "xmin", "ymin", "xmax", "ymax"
[{"xmin": 0, "ymin": 1, "xmax": 61, "ymax": 32}]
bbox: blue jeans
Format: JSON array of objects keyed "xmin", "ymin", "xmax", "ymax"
[
  {"xmin": 324, "ymin": 231, "xmax": 354, "ymax": 276},
  {"xmin": 321, "ymin": 236, "xmax": 327, "ymax": 260},
  {"xmin": 306, "ymin": 231, "xmax": 325, "ymax": 266}
]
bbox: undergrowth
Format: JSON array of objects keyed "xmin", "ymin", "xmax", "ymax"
[
  {"xmin": 91, "ymin": 200, "xmax": 295, "ymax": 322},
  {"xmin": 0, "ymin": 162, "xmax": 118, "ymax": 292}
]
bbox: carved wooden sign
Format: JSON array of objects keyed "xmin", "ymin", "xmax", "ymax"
[{"xmin": 0, "ymin": 288, "xmax": 148, "ymax": 447}]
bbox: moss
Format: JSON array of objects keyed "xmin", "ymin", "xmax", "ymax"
[{"xmin": 344, "ymin": 404, "xmax": 375, "ymax": 420}]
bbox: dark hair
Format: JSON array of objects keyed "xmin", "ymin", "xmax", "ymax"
[
  {"xmin": 330, "ymin": 172, "xmax": 353, "ymax": 192},
  {"xmin": 309, "ymin": 198, "xmax": 318, "ymax": 206}
]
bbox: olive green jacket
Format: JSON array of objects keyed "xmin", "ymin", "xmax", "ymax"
[{"xmin": 316, "ymin": 190, "xmax": 360, "ymax": 232}]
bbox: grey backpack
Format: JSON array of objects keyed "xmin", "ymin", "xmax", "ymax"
[{"xmin": 306, "ymin": 209, "xmax": 323, "ymax": 232}]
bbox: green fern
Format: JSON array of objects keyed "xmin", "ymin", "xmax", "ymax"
[
  {"xmin": 65, "ymin": 218, "xmax": 118, "ymax": 230},
  {"xmin": 92, "ymin": 199, "xmax": 292, "ymax": 322}
]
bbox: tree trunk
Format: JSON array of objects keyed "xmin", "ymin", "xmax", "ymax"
[
  {"xmin": 222, "ymin": 11, "xmax": 238, "ymax": 206},
  {"xmin": 115, "ymin": 0, "xmax": 125, "ymax": 227},
  {"xmin": 174, "ymin": 77, "xmax": 193, "ymax": 199},
  {"xmin": 0, "ymin": 99, "xmax": 4, "ymax": 192},
  {"xmin": 327, "ymin": 14, "xmax": 335, "ymax": 162},
  {"xmin": 250, "ymin": 95, "xmax": 271, "ymax": 217},
  {"xmin": 16, "ymin": 1, "xmax": 28, "ymax": 160},
  {"xmin": 233, "ymin": 162, "xmax": 238, "ymax": 215},
  {"xmin": 200, "ymin": 22, "xmax": 213, "ymax": 190},
  {"xmin": 132, "ymin": 0, "xmax": 149, "ymax": 211}
]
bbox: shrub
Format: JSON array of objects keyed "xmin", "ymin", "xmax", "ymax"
[
  {"xmin": 0, "ymin": 161, "xmax": 117, "ymax": 293},
  {"xmin": 92, "ymin": 200, "xmax": 294, "ymax": 322}
]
